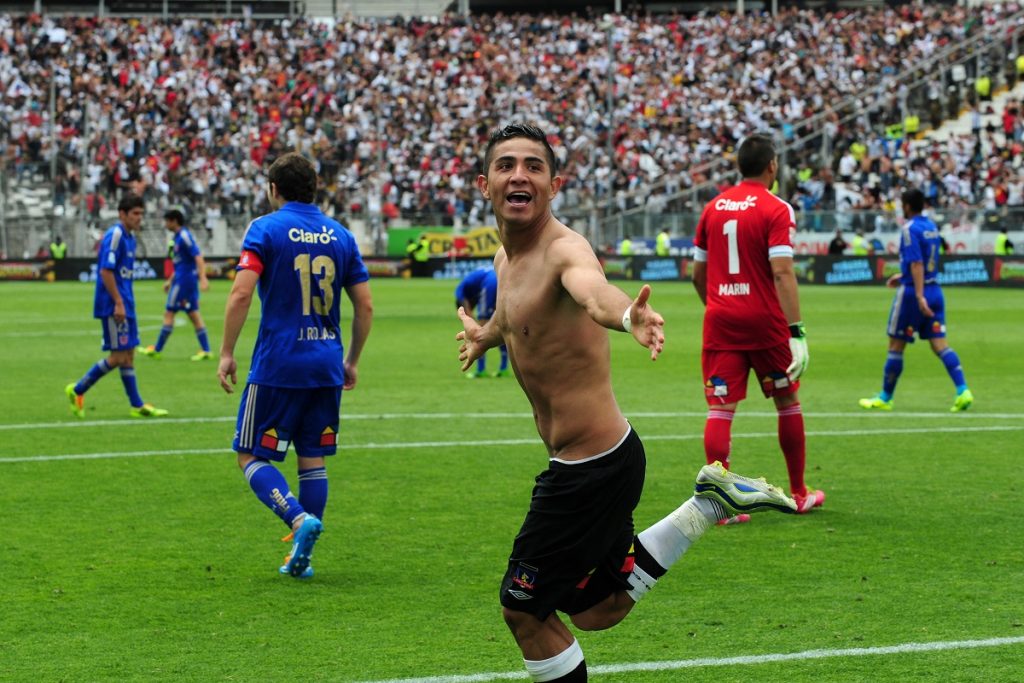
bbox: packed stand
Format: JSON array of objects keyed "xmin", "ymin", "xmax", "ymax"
[{"xmin": 0, "ymin": 3, "xmax": 1019, "ymax": 234}]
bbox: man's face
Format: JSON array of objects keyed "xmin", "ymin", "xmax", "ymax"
[
  {"xmin": 476, "ymin": 137, "xmax": 562, "ymax": 227},
  {"xmin": 120, "ymin": 207, "xmax": 144, "ymax": 233},
  {"xmin": 163, "ymin": 219, "xmax": 178, "ymax": 233}
]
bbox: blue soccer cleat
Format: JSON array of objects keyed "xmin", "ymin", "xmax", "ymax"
[
  {"xmin": 279, "ymin": 560, "xmax": 314, "ymax": 579},
  {"xmin": 695, "ymin": 461, "xmax": 797, "ymax": 514},
  {"xmin": 283, "ymin": 514, "xmax": 322, "ymax": 578}
]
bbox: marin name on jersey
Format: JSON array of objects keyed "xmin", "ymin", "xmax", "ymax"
[{"xmin": 718, "ymin": 282, "xmax": 751, "ymax": 296}]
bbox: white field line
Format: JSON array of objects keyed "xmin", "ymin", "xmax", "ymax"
[
  {"xmin": 0, "ymin": 324, "xmax": 167, "ymax": 338},
  {"xmin": 0, "ymin": 410, "xmax": 1021, "ymax": 432},
  {"xmin": 1, "ymin": 424, "xmax": 1021, "ymax": 464},
  {"xmin": 354, "ymin": 635, "xmax": 1024, "ymax": 683}
]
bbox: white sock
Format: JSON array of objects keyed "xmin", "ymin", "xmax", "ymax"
[
  {"xmin": 637, "ymin": 497, "xmax": 724, "ymax": 569},
  {"xmin": 524, "ymin": 639, "xmax": 584, "ymax": 682}
]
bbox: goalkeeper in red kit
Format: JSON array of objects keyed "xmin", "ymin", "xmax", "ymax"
[{"xmin": 692, "ymin": 133, "xmax": 824, "ymax": 519}]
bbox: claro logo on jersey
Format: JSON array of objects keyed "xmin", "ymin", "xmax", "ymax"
[
  {"xmin": 715, "ymin": 195, "xmax": 758, "ymax": 211},
  {"xmin": 289, "ymin": 226, "xmax": 338, "ymax": 244}
]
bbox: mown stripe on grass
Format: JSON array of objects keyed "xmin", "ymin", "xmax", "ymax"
[
  {"xmin": 2, "ymin": 424, "xmax": 1021, "ymax": 463},
  {"xmin": 0, "ymin": 411, "xmax": 1021, "ymax": 432},
  {"xmin": 357, "ymin": 635, "xmax": 1024, "ymax": 683}
]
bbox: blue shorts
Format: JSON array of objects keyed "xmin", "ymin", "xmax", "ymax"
[
  {"xmin": 166, "ymin": 280, "xmax": 199, "ymax": 313},
  {"xmin": 887, "ymin": 283, "xmax": 947, "ymax": 342},
  {"xmin": 233, "ymin": 384, "xmax": 342, "ymax": 461},
  {"xmin": 101, "ymin": 316, "xmax": 139, "ymax": 351}
]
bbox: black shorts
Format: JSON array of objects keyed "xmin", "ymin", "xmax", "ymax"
[{"xmin": 499, "ymin": 428, "xmax": 646, "ymax": 620}]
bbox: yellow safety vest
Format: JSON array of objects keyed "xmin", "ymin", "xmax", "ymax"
[
  {"xmin": 50, "ymin": 241, "xmax": 67, "ymax": 259},
  {"xmin": 656, "ymin": 232, "xmax": 670, "ymax": 256},
  {"xmin": 904, "ymin": 115, "xmax": 920, "ymax": 136},
  {"xmin": 619, "ymin": 239, "xmax": 633, "ymax": 256},
  {"xmin": 976, "ymin": 75, "xmax": 991, "ymax": 98}
]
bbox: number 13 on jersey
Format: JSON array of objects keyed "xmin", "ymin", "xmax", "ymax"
[{"xmin": 294, "ymin": 253, "xmax": 336, "ymax": 315}]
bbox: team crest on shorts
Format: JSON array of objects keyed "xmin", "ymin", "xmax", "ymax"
[
  {"xmin": 705, "ymin": 376, "xmax": 728, "ymax": 398},
  {"xmin": 763, "ymin": 372, "xmax": 791, "ymax": 392},
  {"xmin": 260, "ymin": 428, "xmax": 290, "ymax": 453},
  {"xmin": 932, "ymin": 321, "xmax": 944, "ymax": 334},
  {"xmin": 512, "ymin": 563, "xmax": 538, "ymax": 592},
  {"xmin": 319, "ymin": 427, "xmax": 337, "ymax": 447}
]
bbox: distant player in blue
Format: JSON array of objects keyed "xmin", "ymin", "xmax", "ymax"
[
  {"xmin": 65, "ymin": 193, "xmax": 169, "ymax": 419},
  {"xmin": 139, "ymin": 209, "xmax": 212, "ymax": 360},
  {"xmin": 860, "ymin": 188, "xmax": 973, "ymax": 412},
  {"xmin": 218, "ymin": 153, "xmax": 373, "ymax": 579},
  {"xmin": 455, "ymin": 267, "xmax": 509, "ymax": 378}
]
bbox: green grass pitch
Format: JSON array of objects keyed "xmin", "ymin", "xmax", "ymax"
[{"xmin": 1, "ymin": 278, "xmax": 1021, "ymax": 682}]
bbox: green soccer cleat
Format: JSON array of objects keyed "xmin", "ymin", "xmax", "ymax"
[
  {"xmin": 464, "ymin": 370, "xmax": 487, "ymax": 379},
  {"xmin": 951, "ymin": 389, "xmax": 974, "ymax": 412},
  {"xmin": 138, "ymin": 345, "xmax": 161, "ymax": 359},
  {"xmin": 190, "ymin": 351, "xmax": 213, "ymax": 361},
  {"xmin": 859, "ymin": 396, "xmax": 893, "ymax": 411},
  {"xmin": 130, "ymin": 404, "xmax": 169, "ymax": 418},
  {"xmin": 65, "ymin": 383, "xmax": 85, "ymax": 418},
  {"xmin": 695, "ymin": 461, "xmax": 797, "ymax": 514},
  {"xmin": 491, "ymin": 368, "xmax": 511, "ymax": 378}
]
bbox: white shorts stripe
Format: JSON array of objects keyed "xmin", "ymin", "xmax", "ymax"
[
  {"xmin": 240, "ymin": 385, "xmax": 258, "ymax": 450},
  {"xmin": 887, "ymin": 285, "xmax": 905, "ymax": 336}
]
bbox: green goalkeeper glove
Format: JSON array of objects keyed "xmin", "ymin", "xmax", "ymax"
[{"xmin": 787, "ymin": 322, "xmax": 809, "ymax": 381}]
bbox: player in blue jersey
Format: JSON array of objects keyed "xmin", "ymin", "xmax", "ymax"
[
  {"xmin": 65, "ymin": 193, "xmax": 169, "ymax": 419},
  {"xmin": 455, "ymin": 267, "xmax": 509, "ymax": 378},
  {"xmin": 138, "ymin": 209, "xmax": 212, "ymax": 361},
  {"xmin": 218, "ymin": 153, "xmax": 373, "ymax": 579},
  {"xmin": 860, "ymin": 188, "xmax": 973, "ymax": 412}
]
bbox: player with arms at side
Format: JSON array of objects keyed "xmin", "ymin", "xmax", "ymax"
[
  {"xmin": 65, "ymin": 193, "xmax": 168, "ymax": 419},
  {"xmin": 693, "ymin": 133, "xmax": 824, "ymax": 518},
  {"xmin": 457, "ymin": 123, "xmax": 796, "ymax": 682},
  {"xmin": 859, "ymin": 188, "xmax": 973, "ymax": 412},
  {"xmin": 455, "ymin": 266, "xmax": 508, "ymax": 378},
  {"xmin": 138, "ymin": 209, "xmax": 212, "ymax": 360},
  {"xmin": 218, "ymin": 153, "xmax": 373, "ymax": 579}
]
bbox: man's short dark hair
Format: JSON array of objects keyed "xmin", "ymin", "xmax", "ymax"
[
  {"xmin": 737, "ymin": 134, "xmax": 776, "ymax": 178},
  {"xmin": 163, "ymin": 209, "xmax": 185, "ymax": 225},
  {"xmin": 117, "ymin": 192, "xmax": 145, "ymax": 213},
  {"xmin": 483, "ymin": 122, "xmax": 558, "ymax": 176},
  {"xmin": 901, "ymin": 187, "xmax": 925, "ymax": 214},
  {"xmin": 268, "ymin": 152, "xmax": 317, "ymax": 203}
]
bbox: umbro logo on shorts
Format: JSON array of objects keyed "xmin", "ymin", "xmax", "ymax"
[{"xmin": 507, "ymin": 590, "xmax": 532, "ymax": 600}]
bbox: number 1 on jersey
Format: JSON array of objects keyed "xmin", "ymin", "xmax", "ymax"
[
  {"xmin": 723, "ymin": 219, "xmax": 740, "ymax": 274},
  {"xmin": 294, "ymin": 253, "xmax": 336, "ymax": 316}
]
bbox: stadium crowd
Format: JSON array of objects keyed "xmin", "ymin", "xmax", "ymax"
[{"xmin": 1, "ymin": 3, "xmax": 1022, "ymax": 230}]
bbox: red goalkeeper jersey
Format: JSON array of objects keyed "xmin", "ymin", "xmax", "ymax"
[{"xmin": 694, "ymin": 180, "xmax": 796, "ymax": 350}]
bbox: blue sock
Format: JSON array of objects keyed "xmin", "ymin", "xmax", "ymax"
[
  {"xmin": 243, "ymin": 459, "xmax": 306, "ymax": 527},
  {"xmin": 195, "ymin": 327, "xmax": 210, "ymax": 353},
  {"xmin": 298, "ymin": 467, "xmax": 328, "ymax": 521},
  {"xmin": 499, "ymin": 345, "xmax": 509, "ymax": 371},
  {"xmin": 155, "ymin": 325, "xmax": 173, "ymax": 352},
  {"xmin": 938, "ymin": 348, "xmax": 967, "ymax": 392},
  {"xmin": 476, "ymin": 355, "xmax": 486, "ymax": 374},
  {"xmin": 880, "ymin": 351, "xmax": 903, "ymax": 401},
  {"xmin": 119, "ymin": 367, "xmax": 144, "ymax": 407},
  {"xmin": 75, "ymin": 359, "xmax": 112, "ymax": 394}
]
